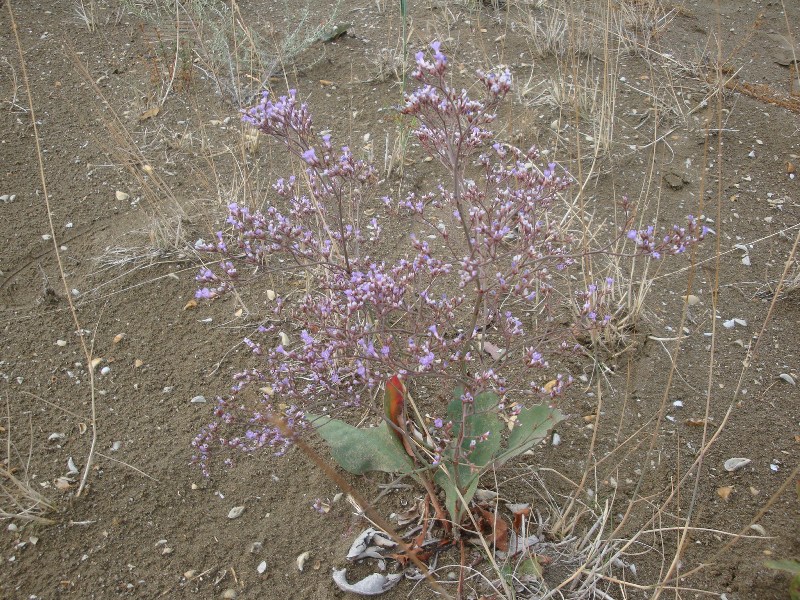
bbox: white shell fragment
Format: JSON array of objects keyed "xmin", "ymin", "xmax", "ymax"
[
  {"xmin": 67, "ymin": 457, "xmax": 79, "ymax": 475},
  {"xmin": 347, "ymin": 528, "xmax": 397, "ymax": 561},
  {"xmin": 227, "ymin": 506, "xmax": 245, "ymax": 519},
  {"xmin": 722, "ymin": 318, "xmax": 747, "ymax": 329},
  {"xmin": 190, "ymin": 395, "xmax": 207, "ymax": 403},
  {"xmin": 296, "ymin": 551, "xmax": 311, "ymax": 571},
  {"xmin": 115, "ymin": 190, "xmax": 129, "ymax": 201},
  {"xmin": 724, "ymin": 458, "xmax": 751, "ymax": 472},
  {"xmin": 332, "ymin": 569, "xmax": 403, "ymax": 596},
  {"xmin": 257, "ymin": 560, "xmax": 267, "ymax": 574},
  {"xmin": 779, "ymin": 373, "xmax": 796, "ymax": 385}
]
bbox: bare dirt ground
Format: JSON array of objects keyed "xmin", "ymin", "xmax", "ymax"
[{"xmin": 1, "ymin": 1, "xmax": 799, "ymax": 598}]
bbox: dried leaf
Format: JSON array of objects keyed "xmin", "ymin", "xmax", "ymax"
[
  {"xmin": 54, "ymin": 477, "xmax": 73, "ymax": 491},
  {"xmin": 319, "ymin": 79, "xmax": 334, "ymax": 86},
  {"xmin": 139, "ymin": 106, "xmax": 160, "ymax": 121},
  {"xmin": 184, "ymin": 299, "xmax": 198, "ymax": 310},
  {"xmin": 332, "ymin": 569, "xmax": 402, "ymax": 596},
  {"xmin": 112, "ymin": 333, "xmax": 125, "ymax": 344},
  {"xmin": 717, "ymin": 486, "xmax": 734, "ymax": 501},
  {"xmin": 476, "ymin": 506, "xmax": 509, "ymax": 551},
  {"xmin": 510, "ymin": 504, "xmax": 531, "ymax": 533}
]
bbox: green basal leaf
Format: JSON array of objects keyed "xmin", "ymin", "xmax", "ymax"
[
  {"xmin": 496, "ymin": 404, "xmax": 564, "ymax": 466},
  {"xmin": 446, "ymin": 386, "xmax": 503, "ymax": 468},
  {"xmin": 434, "ymin": 463, "xmax": 483, "ymax": 526},
  {"xmin": 765, "ymin": 559, "xmax": 800, "ymax": 574},
  {"xmin": 435, "ymin": 386, "xmax": 504, "ymax": 521},
  {"xmin": 501, "ymin": 556, "xmax": 543, "ymax": 582},
  {"xmin": 765, "ymin": 559, "xmax": 800, "ymax": 600},
  {"xmin": 307, "ymin": 414, "xmax": 415, "ymax": 475},
  {"xmin": 435, "ymin": 386, "xmax": 563, "ymax": 522}
]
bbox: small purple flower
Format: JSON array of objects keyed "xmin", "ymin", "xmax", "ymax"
[
  {"xmin": 301, "ymin": 147, "xmax": 319, "ymax": 165},
  {"xmin": 419, "ymin": 351, "xmax": 435, "ymax": 369}
]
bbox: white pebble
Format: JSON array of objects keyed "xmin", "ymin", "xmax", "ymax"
[{"xmin": 100, "ymin": 366, "xmax": 111, "ymax": 376}]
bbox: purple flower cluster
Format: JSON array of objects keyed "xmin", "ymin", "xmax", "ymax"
[
  {"xmin": 626, "ymin": 215, "xmax": 708, "ymax": 259},
  {"xmin": 190, "ymin": 43, "xmax": 705, "ymax": 475}
]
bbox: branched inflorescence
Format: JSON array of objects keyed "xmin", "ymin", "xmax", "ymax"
[{"xmin": 191, "ymin": 43, "xmax": 705, "ymax": 476}]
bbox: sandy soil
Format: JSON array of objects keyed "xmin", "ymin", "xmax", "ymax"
[{"xmin": 1, "ymin": 1, "xmax": 798, "ymax": 598}]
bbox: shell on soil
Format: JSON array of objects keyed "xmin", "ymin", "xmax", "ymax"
[{"xmin": 724, "ymin": 457, "xmax": 751, "ymax": 472}]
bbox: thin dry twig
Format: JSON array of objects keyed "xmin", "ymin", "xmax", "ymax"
[{"xmin": 7, "ymin": 0, "xmax": 98, "ymax": 498}]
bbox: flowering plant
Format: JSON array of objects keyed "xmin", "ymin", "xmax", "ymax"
[{"xmin": 191, "ymin": 42, "xmax": 705, "ymax": 535}]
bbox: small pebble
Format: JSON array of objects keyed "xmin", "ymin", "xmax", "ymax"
[
  {"xmin": 190, "ymin": 395, "xmax": 206, "ymax": 404},
  {"xmin": 222, "ymin": 590, "xmax": 237, "ymax": 599},
  {"xmin": 100, "ymin": 366, "xmax": 111, "ymax": 376}
]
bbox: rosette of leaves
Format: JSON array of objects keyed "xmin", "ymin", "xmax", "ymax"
[{"xmin": 310, "ymin": 380, "xmax": 562, "ymax": 526}]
